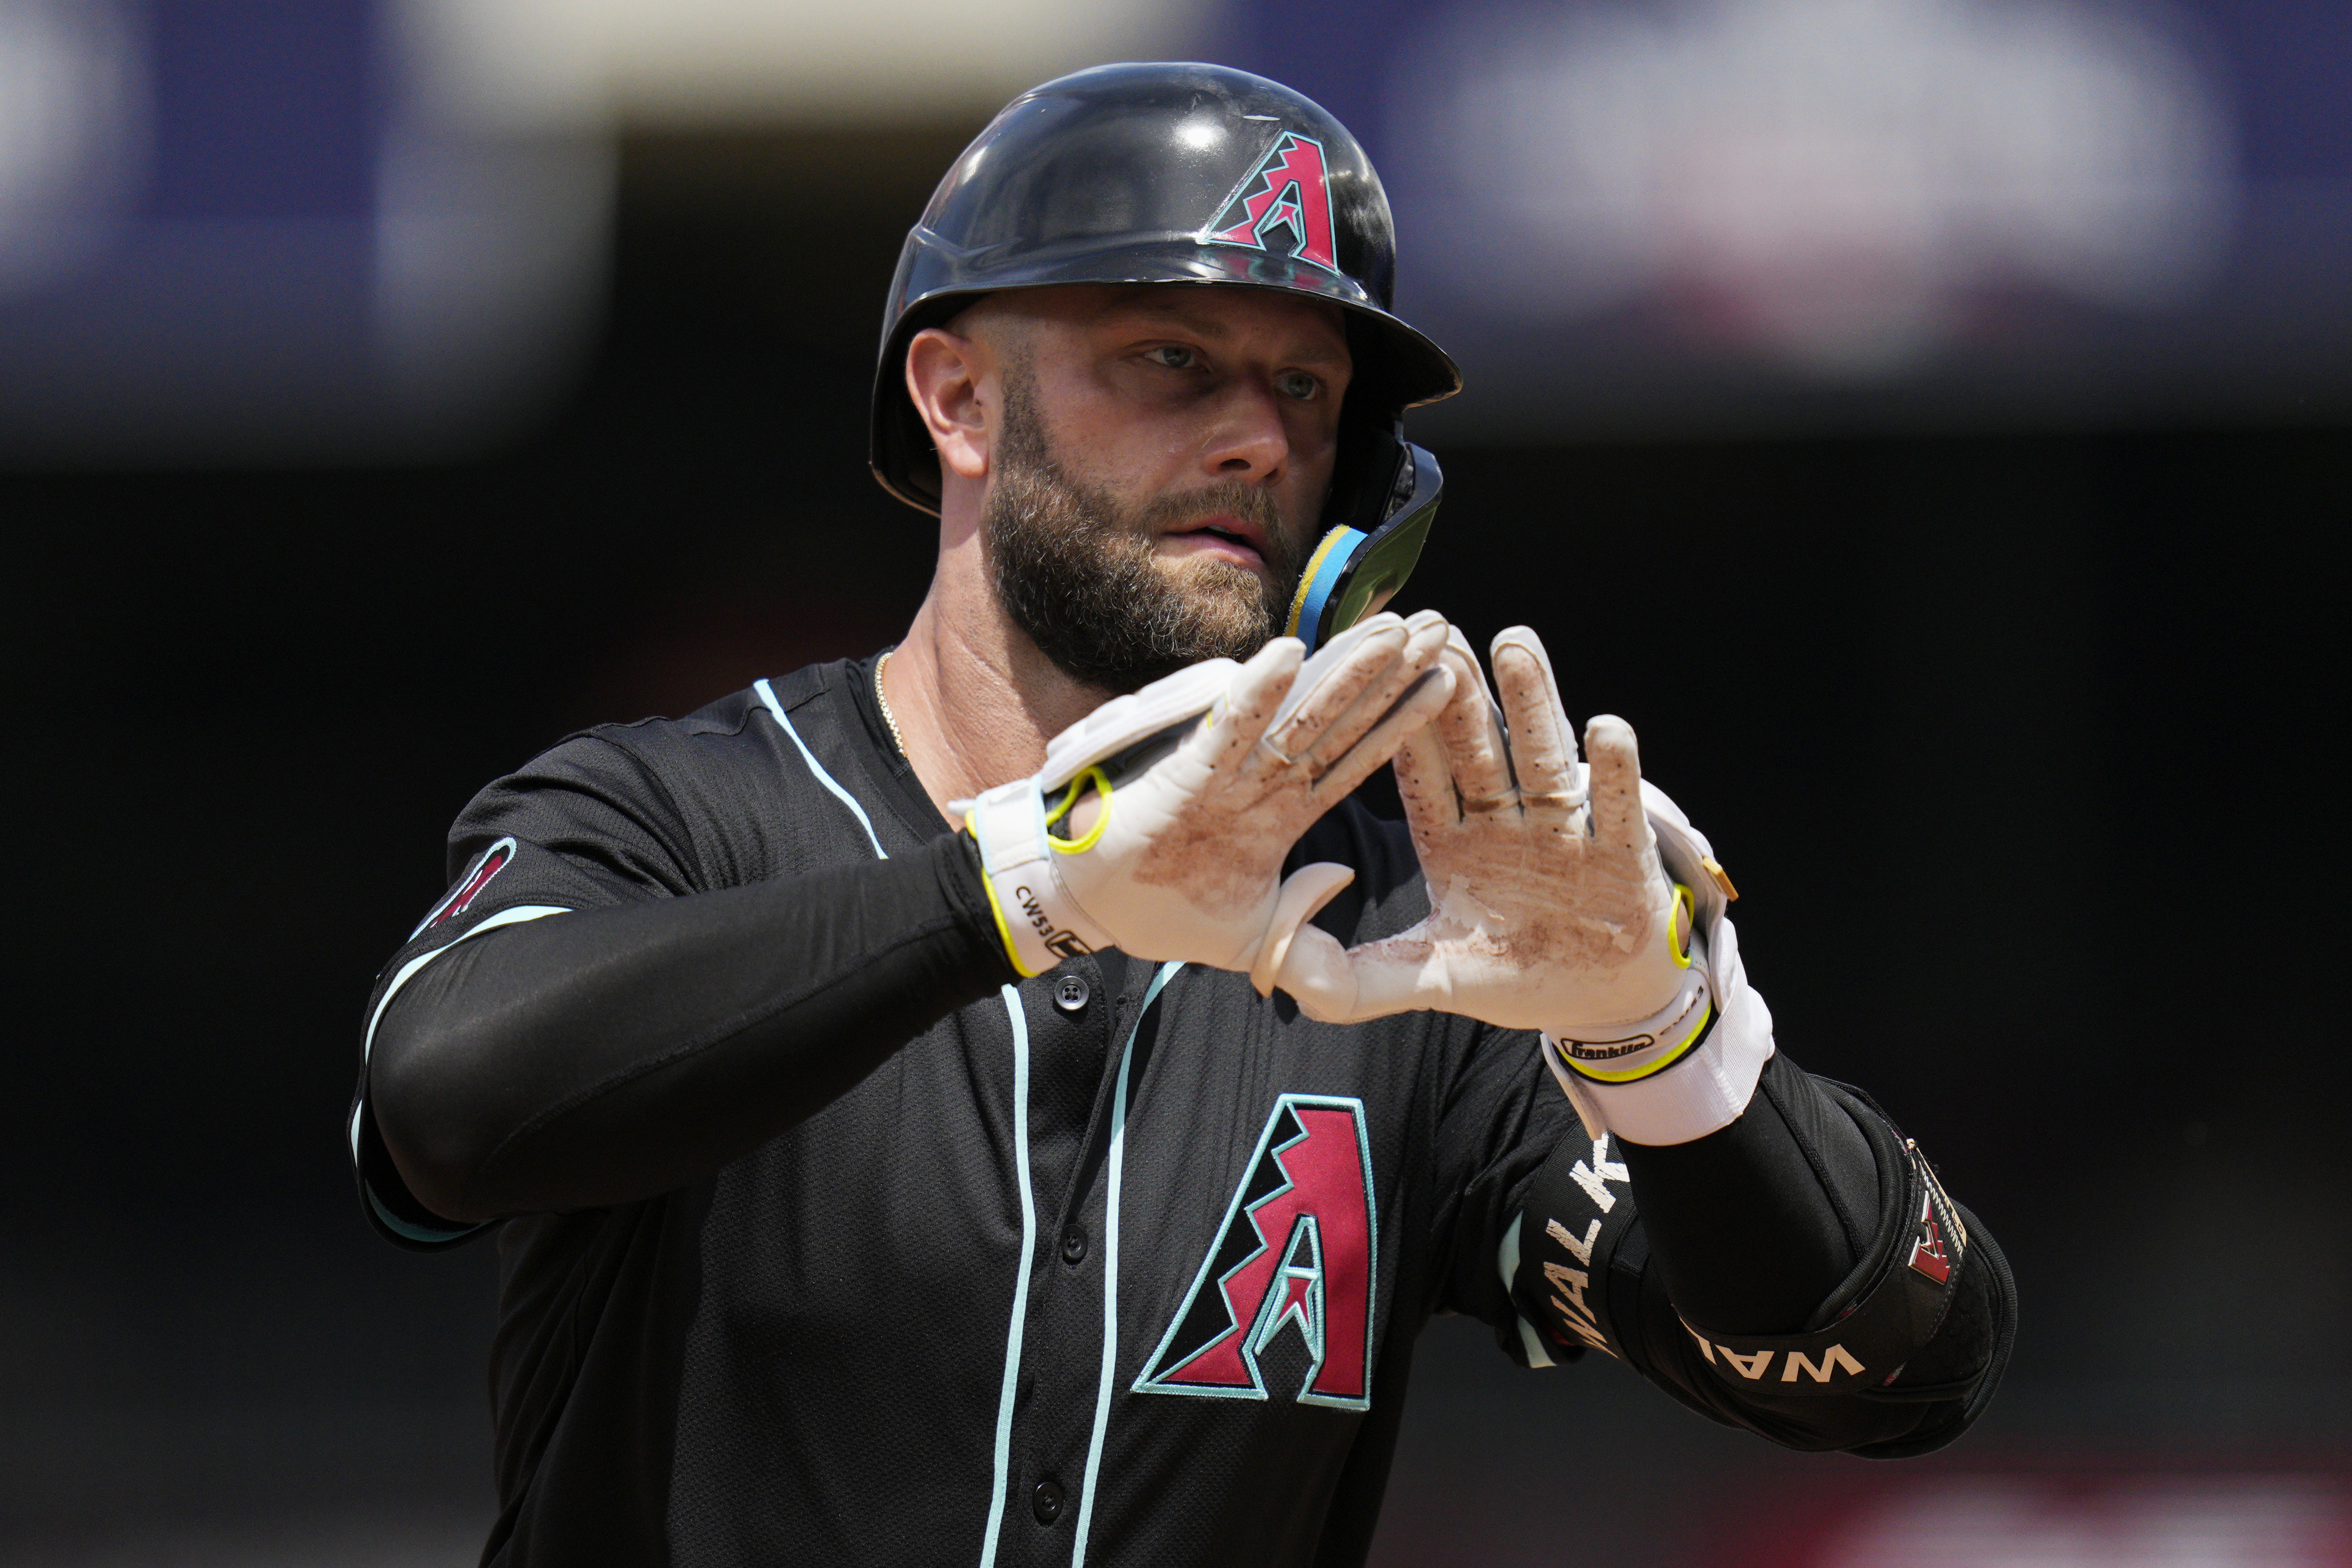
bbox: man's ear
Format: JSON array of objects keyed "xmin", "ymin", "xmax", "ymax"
[{"xmin": 906, "ymin": 327, "xmax": 992, "ymax": 483}]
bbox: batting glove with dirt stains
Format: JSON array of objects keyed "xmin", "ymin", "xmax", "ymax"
[
  {"xmin": 1262, "ymin": 625, "xmax": 1774, "ymax": 1146},
  {"xmin": 961, "ymin": 610, "xmax": 1455, "ymax": 979}
]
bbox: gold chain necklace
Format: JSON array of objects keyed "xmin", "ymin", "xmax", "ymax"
[{"xmin": 874, "ymin": 648, "xmax": 907, "ymax": 757}]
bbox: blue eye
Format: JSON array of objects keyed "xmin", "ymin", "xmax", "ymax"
[
  {"xmin": 1277, "ymin": 371, "xmax": 1321, "ymax": 400},
  {"xmin": 1147, "ymin": 346, "xmax": 1196, "ymax": 369}
]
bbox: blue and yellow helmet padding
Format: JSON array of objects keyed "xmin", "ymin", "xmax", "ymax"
[
  {"xmin": 1284, "ymin": 526, "xmax": 1368, "ymax": 647},
  {"xmin": 1283, "ymin": 442, "xmax": 1445, "ymax": 653}
]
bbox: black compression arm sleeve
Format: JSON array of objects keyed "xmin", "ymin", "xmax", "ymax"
[
  {"xmin": 368, "ymin": 832, "xmax": 1015, "ymax": 1222},
  {"xmin": 1515, "ymin": 1052, "xmax": 2011, "ymax": 1453},
  {"xmin": 1613, "ymin": 1052, "xmax": 1879, "ymax": 1334}
]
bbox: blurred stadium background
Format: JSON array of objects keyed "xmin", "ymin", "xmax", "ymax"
[{"xmin": 5, "ymin": 0, "xmax": 2347, "ymax": 1562}]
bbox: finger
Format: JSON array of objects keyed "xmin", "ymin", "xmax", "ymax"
[
  {"xmin": 1265, "ymin": 613, "xmax": 1399, "ymax": 736},
  {"xmin": 1271, "ymin": 920, "xmax": 1453, "ymax": 1024},
  {"xmin": 1432, "ymin": 629, "xmax": 1514, "ymax": 813},
  {"xmin": 1391, "ymin": 711, "xmax": 1460, "ymax": 840},
  {"xmin": 1294, "ymin": 611, "xmax": 1451, "ymax": 779},
  {"xmin": 1266, "ymin": 924, "xmax": 1362, "ymax": 1022},
  {"xmin": 1311, "ymin": 660, "xmax": 1455, "ymax": 802},
  {"xmin": 1392, "ymin": 635, "xmax": 1487, "ymax": 832},
  {"xmin": 1192, "ymin": 638, "xmax": 1303, "ymax": 774},
  {"xmin": 1489, "ymin": 627, "xmax": 1580, "ymax": 813},
  {"xmin": 1583, "ymin": 714, "xmax": 1652, "ymax": 855},
  {"xmin": 1301, "ymin": 612, "xmax": 1442, "ymax": 763},
  {"xmin": 1249, "ymin": 862, "xmax": 1356, "ymax": 997},
  {"xmin": 1259, "ymin": 613, "xmax": 1410, "ymax": 776}
]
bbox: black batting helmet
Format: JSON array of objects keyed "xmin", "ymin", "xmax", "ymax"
[{"xmin": 869, "ymin": 62, "xmax": 1463, "ymax": 651}]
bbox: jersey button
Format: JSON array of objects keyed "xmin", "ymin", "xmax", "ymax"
[
  {"xmin": 1061, "ymin": 1226, "xmax": 1088, "ymax": 1265},
  {"xmin": 1054, "ymin": 973, "xmax": 1091, "ymax": 1013},
  {"xmin": 1032, "ymin": 1479, "xmax": 1065, "ymax": 1525}
]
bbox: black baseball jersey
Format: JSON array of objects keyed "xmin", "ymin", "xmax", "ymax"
[{"xmin": 351, "ymin": 654, "xmax": 2009, "ymax": 1567}]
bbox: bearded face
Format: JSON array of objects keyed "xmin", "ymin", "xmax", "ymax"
[{"xmin": 983, "ymin": 365, "xmax": 1313, "ymax": 693}]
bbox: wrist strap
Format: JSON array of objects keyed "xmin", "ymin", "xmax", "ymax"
[
  {"xmin": 965, "ymin": 781, "xmax": 1110, "ymax": 977},
  {"xmin": 1545, "ymin": 967, "xmax": 1715, "ymax": 1085},
  {"xmin": 1546, "ymin": 882, "xmax": 1713, "ymax": 1085}
]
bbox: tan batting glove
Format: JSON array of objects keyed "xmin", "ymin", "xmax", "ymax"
[{"xmin": 963, "ymin": 610, "xmax": 1456, "ymax": 977}]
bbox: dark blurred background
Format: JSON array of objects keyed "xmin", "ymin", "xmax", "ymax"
[{"xmin": 5, "ymin": 0, "xmax": 2348, "ymax": 1563}]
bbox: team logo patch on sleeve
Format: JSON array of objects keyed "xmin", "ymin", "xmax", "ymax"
[
  {"xmin": 1908, "ymin": 1155, "xmax": 1965, "ymax": 1284},
  {"xmin": 1200, "ymin": 132, "xmax": 1340, "ymax": 273},
  {"xmin": 411, "ymin": 837, "xmax": 517, "ymax": 938},
  {"xmin": 1133, "ymin": 1094, "xmax": 1377, "ymax": 1410}
]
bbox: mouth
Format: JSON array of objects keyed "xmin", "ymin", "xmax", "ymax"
[{"xmin": 1161, "ymin": 511, "xmax": 1269, "ymax": 570}]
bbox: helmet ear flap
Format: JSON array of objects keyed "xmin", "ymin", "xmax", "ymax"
[
  {"xmin": 1320, "ymin": 421, "xmax": 1390, "ymax": 535},
  {"xmin": 1318, "ymin": 311, "xmax": 1412, "ymax": 529},
  {"xmin": 1287, "ymin": 435, "xmax": 1443, "ymax": 652}
]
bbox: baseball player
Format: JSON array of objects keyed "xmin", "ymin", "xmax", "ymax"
[{"xmin": 351, "ymin": 63, "xmax": 2013, "ymax": 1568}]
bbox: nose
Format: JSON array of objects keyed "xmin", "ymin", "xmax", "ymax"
[{"xmin": 1199, "ymin": 380, "xmax": 1290, "ymax": 483}]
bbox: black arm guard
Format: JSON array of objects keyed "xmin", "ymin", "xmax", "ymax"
[{"xmin": 1506, "ymin": 1082, "xmax": 2016, "ymax": 1457}]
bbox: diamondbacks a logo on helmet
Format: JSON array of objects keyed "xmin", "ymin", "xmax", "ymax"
[
  {"xmin": 412, "ymin": 837, "xmax": 516, "ymax": 938},
  {"xmin": 1202, "ymin": 133, "xmax": 1339, "ymax": 273},
  {"xmin": 1133, "ymin": 1094, "xmax": 1376, "ymax": 1409}
]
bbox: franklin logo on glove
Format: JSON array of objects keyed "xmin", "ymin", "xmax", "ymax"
[{"xmin": 1561, "ymin": 1035, "xmax": 1659, "ymax": 1062}]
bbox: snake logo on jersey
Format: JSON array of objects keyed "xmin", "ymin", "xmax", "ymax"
[
  {"xmin": 1133, "ymin": 1094, "xmax": 1377, "ymax": 1410},
  {"xmin": 1201, "ymin": 132, "xmax": 1340, "ymax": 274}
]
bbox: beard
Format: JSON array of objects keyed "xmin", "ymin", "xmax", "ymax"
[{"xmin": 984, "ymin": 370, "xmax": 1311, "ymax": 694}]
